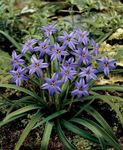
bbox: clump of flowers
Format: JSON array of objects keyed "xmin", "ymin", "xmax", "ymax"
[
  {"xmin": 2, "ymin": 23, "xmax": 122, "ymax": 150},
  {"xmin": 10, "ymin": 23, "xmax": 116, "ymax": 99}
]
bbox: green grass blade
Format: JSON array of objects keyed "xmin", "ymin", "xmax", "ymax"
[
  {"xmin": 61, "ymin": 119, "xmax": 98, "ymax": 143},
  {"xmin": 73, "ymin": 98, "xmax": 95, "ymax": 118},
  {"xmin": 98, "ymin": 136, "xmax": 107, "ymax": 150},
  {"xmin": 71, "ymin": 118, "xmax": 122, "ymax": 150},
  {"xmin": 4, "ymin": 105, "xmax": 41, "ymax": 121},
  {"xmin": 0, "ymin": 30, "xmax": 21, "ymax": 50},
  {"xmin": 86, "ymin": 92, "xmax": 123, "ymax": 126},
  {"xmin": 40, "ymin": 122, "xmax": 53, "ymax": 150},
  {"xmin": 84, "ymin": 105, "xmax": 118, "ymax": 141},
  {"xmin": 15, "ymin": 112, "xmax": 42, "ymax": 150},
  {"xmin": 92, "ymin": 85, "xmax": 123, "ymax": 92},
  {"xmin": 33, "ymin": 109, "xmax": 67, "ymax": 129},
  {"xmin": 0, "ymin": 84, "xmax": 42, "ymax": 101},
  {"xmin": 56, "ymin": 120, "xmax": 76, "ymax": 150},
  {"xmin": 0, "ymin": 113, "xmax": 26, "ymax": 127},
  {"xmin": 96, "ymin": 32, "xmax": 112, "ymax": 44}
]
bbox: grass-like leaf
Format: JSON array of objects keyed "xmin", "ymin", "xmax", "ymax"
[
  {"xmin": 71, "ymin": 118, "xmax": 122, "ymax": 150},
  {"xmin": 0, "ymin": 113, "xmax": 26, "ymax": 127},
  {"xmin": 40, "ymin": 122, "xmax": 53, "ymax": 150},
  {"xmin": 0, "ymin": 84, "xmax": 45, "ymax": 104},
  {"xmin": 33, "ymin": 109, "xmax": 67, "ymax": 129},
  {"xmin": 15, "ymin": 112, "xmax": 42, "ymax": 150},
  {"xmin": 85, "ymin": 92, "xmax": 123, "ymax": 126},
  {"xmin": 92, "ymin": 85, "xmax": 123, "ymax": 92},
  {"xmin": 84, "ymin": 105, "xmax": 118, "ymax": 141},
  {"xmin": 3, "ymin": 105, "xmax": 41, "ymax": 121},
  {"xmin": 56, "ymin": 120, "xmax": 76, "ymax": 150},
  {"xmin": 61, "ymin": 119, "xmax": 98, "ymax": 143},
  {"xmin": 0, "ymin": 30, "xmax": 21, "ymax": 50}
]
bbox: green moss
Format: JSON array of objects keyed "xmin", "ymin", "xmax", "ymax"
[{"xmin": 73, "ymin": 135, "xmax": 97, "ymax": 150}]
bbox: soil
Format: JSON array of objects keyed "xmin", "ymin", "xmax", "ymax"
[
  {"xmin": 0, "ymin": 101, "xmax": 123, "ymax": 150},
  {"xmin": 0, "ymin": 120, "xmax": 65, "ymax": 150}
]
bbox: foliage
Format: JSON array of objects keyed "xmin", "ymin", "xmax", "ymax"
[
  {"xmin": 0, "ymin": 0, "xmax": 23, "ymax": 43},
  {"xmin": 0, "ymin": 23, "xmax": 122, "ymax": 150},
  {"xmin": 0, "ymin": 50, "xmax": 11, "ymax": 84}
]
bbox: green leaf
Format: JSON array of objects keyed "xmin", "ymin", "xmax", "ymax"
[
  {"xmin": 0, "ymin": 84, "xmax": 45, "ymax": 103},
  {"xmin": 86, "ymin": 92, "xmax": 123, "ymax": 126},
  {"xmin": 83, "ymin": 105, "xmax": 118, "ymax": 141},
  {"xmin": 4, "ymin": 105, "xmax": 41, "ymax": 121},
  {"xmin": 73, "ymin": 98, "xmax": 95, "ymax": 118},
  {"xmin": 71, "ymin": 118, "xmax": 122, "ymax": 150},
  {"xmin": 0, "ymin": 30, "xmax": 21, "ymax": 50},
  {"xmin": 56, "ymin": 120, "xmax": 76, "ymax": 150},
  {"xmin": 114, "ymin": 48, "xmax": 123, "ymax": 59},
  {"xmin": 13, "ymin": 96, "xmax": 36, "ymax": 105},
  {"xmin": 0, "ymin": 113, "xmax": 26, "ymax": 127},
  {"xmin": 92, "ymin": 85, "xmax": 123, "ymax": 92},
  {"xmin": 96, "ymin": 32, "xmax": 113, "ymax": 44},
  {"xmin": 40, "ymin": 122, "xmax": 53, "ymax": 150},
  {"xmin": 15, "ymin": 112, "xmax": 42, "ymax": 150},
  {"xmin": 61, "ymin": 119, "xmax": 98, "ymax": 143},
  {"xmin": 33, "ymin": 109, "xmax": 67, "ymax": 129}
]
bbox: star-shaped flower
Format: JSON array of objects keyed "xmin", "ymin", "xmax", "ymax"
[
  {"xmin": 50, "ymin": 43, "xmax": 69, "ymax": 62},
  {"xmin": 41, "ymin": 23, "xmax": 57, "ymax": 36},
  {"xmin": 90, "ymin": 39, "xmax": 99, "ymax": 57},
  {"xmin": 11, "ymin": 51, "xmax": 25, "ymax": 69},
  {"xmin": 63, "ymin": 57, "xmax": 78, "ymax": 69},
  {"xmin": 71, "ymin": 78, "xmax": 89, "ymax": 98},
  {"xmin": 58, "ymin": 31, "xmax": 78, "ymax": 50},
  {"xmin": 60, "ymin": 66, "xmax": 77, "ymax": 82},
  {"xmin": 41, "ymin": 73, "xmax": 63, "ymax": 95},
  {"xmin": 73, "ymin": 47, "xmax": 92, "ymax": 65},
  {"xmin": 79, "ymin": 66, "xmax": 98, "ymax": 82},
  {"xmin": 22, "ymin": 39, "xmax": 37, "ymax": 54},
  {"xmin": 75, "ymin": 28, "xmax": 89, "ymax": 45},
  {"xmin": 97, "ymin": 56, "xmax": 116, "ymax": 76},
  {"xmin": 10, "ymin": 67, "xmax": 28, "ymax": 86},
  {"xmin": 28, "ymin": 56, "xmax": 48, "ymax": 77},
  {"xmin": 34, "ymin": 39, "xmax": 50, "ymax": 58}
]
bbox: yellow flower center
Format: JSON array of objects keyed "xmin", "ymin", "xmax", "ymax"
[
  {"xmin": 51, "ymin": 81, "xmax": 55, "ymax": 86},
  {"xmin": 82, "ymin": 54, "xmax": 85, "ymax": 57},
  {"xmin": 104, "ymin": 62, "xmax": 108, "ymax": 67},
  {"xmin": 56, "ymin": 49, "xmax": 61, "ymax": 54},
  {"xmin": 16, "ymin": 73, "xmax": 20, "ymax": 78},
  {"xmin": 35, "ymin": 63, "xmax": 39, "ymax": 67},
  {"xmin": 65, "ymin": 71, "xmax": 69, "ymax": 75},
  {"xmin": 79, "ymin": 87, "xmax": 83, "ymax": 91},
  {"xmin": 42, "ymin": 45, "xmax": 47, "ymax": 49},
  {"xmin": 67, "ymin": 38, "xmax": 71, "ymax": 42}
]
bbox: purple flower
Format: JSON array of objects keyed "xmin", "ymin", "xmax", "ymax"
[
  {"xmin": 10, "ymin": 67, "xmax": 28, "ymax": 86},
  {"xmin": 90, "ymin": 39, "xmax": 99, "ymax": 57},
  {"xmin": 73, "ymin": 47, "xmax": 92, "ymax": 65},
  {"xmin": 60, "ymin": 66, "xmax": 77, "ymax": 82},
  {"xmin": 71, "ymin": 78, "xmax": 89, "ymax": 98},
  {"xmin": 22, "ymin": 39, "xmax": 37, "ymax": 54},
  {"xmin": 41, "ymin": 23, "xmax": 57, "ymax": 36},
  {"xmin": 75, "ymin": 28, "xmax": 89, "ymax": 45},
  {"xmin": 28, "ymin": 56, "xmax": 48, "ymax": 77},
  {"xmin": 41, "ymin": 73, "xmax": 63, "ymax": 95},
  {"xmin": 79, "ymin": 66, "xmax": 98, "ymax": 82},
  {"xmin": 50, "ymin": 43, "xmax": 69, "ymax": 62},
  {"xmin": 11, "ymin": 51, "xmax": 25, "ymax": 69},
  {"xmin": 34, "ymin": 39, "xmax": 50, "ymax": 57},
  {"xmin": 58, "ymin": 31, "xmax": 78, "ymax": 50},
  {"xmin": 97, "ymin": 56, "xmax": 116, "ymax": 76},
  {"xmin": 63, "ymin": 57, "xmax": 77, "ymax": 69}
]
